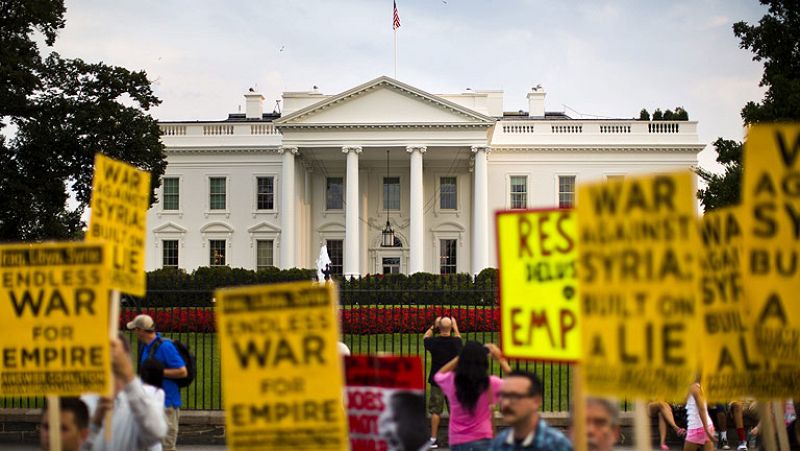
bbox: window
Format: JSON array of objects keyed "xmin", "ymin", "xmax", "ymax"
[
  {"xmin": 440, "ymin": 177, "xmax": 457, "ymax": 210},
  {"xmin": 558, "ymin": 175, "xmax": 576, "ymax": 208},
  {"xmin": 256, "ymin": 177, "xmax": 274, "ymax": 210},
  {"xmin": 256, "ymin": 240, "xmax": 274, "ymax": 270},
  {"xmin": 382, "ymin": 257, "xmax": 400, "ymax": 275},
  {"xmin": 440, "ymin": 239, "xmax": 457, "ymax": 274},
  {"xmin": 209, "ymin": 240, "xmax": 226, "ymax": 266},
  {"xmin": 326, "ymin": 240, "xmax": 343, "ymax": 276},
  {"xmin": 326, "ymin": 177, "xmax": 344, "ymax": 210},
  {"xmin": 383, "ymin": 177, "xmax": 400, "ymax": 211},
  {"xmin": 162, "ymin": 178, "xmax": 179, "ymax": 210},
  {"xmin": 209, "ymin": 177, "xmax": 226, "ymax": 210},
  {"xmin": 510, "ymin": 176, "xmax": 527, "ymax": 209},
  {"xmin": 162, "ymin": 240, "xmax": 178, "ymax": 268}
]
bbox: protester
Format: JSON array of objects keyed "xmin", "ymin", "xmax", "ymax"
[
  {"xmin": 423, "ymin": 316, "xmax": 463, "ymax": 448},
  {"xmin": 684, "ymin": 378, "xmax": 716, "ymax": 451},
  {"xmin": 140, "ymin": 359, "xmax": 166, "ymax": 451},
  {"xmin": 648, "ymin": 400, "xmax": 686, "ymax": 450},
  {"xmin": 489, "ymin": 371, "xmax": 572, "ymax": 451},
  {"xmin": 729, "ymin": 399, "xmax": 758, "ymax": 450},
  {"xmin": 585, "ymin": 397, "xmax": 621, "ymax": 451},
  {"xmin": 40, "ymin": 397, "xmax": 90, "ymax": 451},
  {"xmin": 709, "ymin": 404, "xmax": 730, "ymax": 450},
  {"xmin": 82, "ymin": 337, "xmax": 167, "ymax": 451},
  {"xmin": 127, "ymin": 314, "xmax": 187, "ymax": 451},
  {"xmin": 434, "ymin": 342, "xmax": 511, "ymax": 450}
]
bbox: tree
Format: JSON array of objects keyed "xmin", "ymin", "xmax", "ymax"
[
  {"xmin": 697, "ymin": 0, "xmax": 800, "ymax": 211},
  {"xmin": 652, "ymin": 108, "xmax": 663, "ymax": 120},
  {"xmin": 0, "ymin": 1, "xmax": 166, "ymax": 241},
  {"xmin": 639, "ymin": 108, "xmax": 651, "ymax": 120},
  {"xmin": 663, "ymin": 109, "xmax": 675, "ymax": 120}
]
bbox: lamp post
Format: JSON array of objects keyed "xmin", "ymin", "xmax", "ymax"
[{"xmin": 381, "ymin": 149, "xmax": 395, "ymax": 247}]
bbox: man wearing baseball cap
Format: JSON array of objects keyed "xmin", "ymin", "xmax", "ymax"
[{"xmin": 127, "ymin": 314, "xmax": 186, "ymax": 451}]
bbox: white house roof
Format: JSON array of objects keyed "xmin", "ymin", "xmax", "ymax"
[{"xmin": 275, "ymin": 76, "xmax": 496, "ymax": 129}]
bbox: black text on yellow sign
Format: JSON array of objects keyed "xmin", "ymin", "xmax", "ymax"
[
  {"xmin": 215, "ymin": 281, "xmax": 348, "ymax": 451},
  {"xmin": 576, "ymin": 172, "xmax": 700, "ymax": 400},
  {"xmin": 0, "ymin": 242, "xmax": 112, "ymax": 396},
  {"xmin": 742, "ymin": 124, "xmax": 800, "ymax": 367},
  {"xmin": 497, "ymin": 209, "xmax": 581, "ymax": 362},
  {"xmin": 87, "ymin": 153, "xmax": 150, "ymax": 297}
]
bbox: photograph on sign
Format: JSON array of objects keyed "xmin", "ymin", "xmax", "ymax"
[
  {"xmin": 576, "ymin": 171, "xmax": 701, "ymax": 400},
  {"xmin": 741, "ymin": 124, "xmax": 800, "ymax": 367},
  {"xmin": 345, "ymin": 355, "xmax": 426, "ymax": 451},
  {"xmin": 0, "ymin": 242, "xmax": 112, "ymax": 396},
  {"xmin": 496, "ymin": 209, "xmax": 580, "ymax": 362},
  {"xmin": 87, "ymin": 153, "xmax": 151, "ymax": 296},
  {"xmin": 215, "ymin": 281, "xmax": 348, "ymax": 451}
]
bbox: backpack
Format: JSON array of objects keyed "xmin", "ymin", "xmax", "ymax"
[{"xmin": 146, "ymin": 337, "xmax": 197, "ymax": 388}]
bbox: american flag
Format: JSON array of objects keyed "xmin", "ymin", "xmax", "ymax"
[{"xmin": 393, "ymin": 1, "xmax": 401, "ymax": 30}]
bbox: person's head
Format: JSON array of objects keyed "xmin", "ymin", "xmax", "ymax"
[
  {"xmin": 126, "ymin": 314, "xmax": 156, "ymax": 342},
  {"xmin": 378, "ymin": 391, "xmax": 428, "ymax": 451},
  {"xmin": 585, "ymin": 397, "xmax": 620, "ymax": 451},
  {"xmin": 498, "ymin": 371, "xmax": 543, "ymax": 429},
  {"xmin": 454, "ymin": 341, "xmax": 490, "ymax": 414},
  {"xmin": 40, "ymin": 397, "xmax": 89, "ymax": 451},
  {"xmin": 140, "ymin": 358, "xmax": 165, "ymax": 388},
  {"xmin": 438, "ymin": 316, "xmax": 453, "ymax": 335}
]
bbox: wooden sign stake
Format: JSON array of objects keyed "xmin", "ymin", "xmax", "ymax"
[
  {"xmin": 633, "ymin": 399, "xmax": 650, "ymax": 450},
  {"xmin": 104, "ymin": 289, "xmax": 121, "ymax": 442},
  {"xmin": 760, "ymin": 401, "xmax": 778, "ymax": 451},
  {"xmin": 571, "ymin": 365, "xmax": 587, "ymax": 451},
  {"xmin": 47, "ymin": 395, "xmax": 61, "ymax": 451}
]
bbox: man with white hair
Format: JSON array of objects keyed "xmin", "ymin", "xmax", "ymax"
[{"xmin": 423, "ymin": 316, "xmax": 462, "ymax": 448}]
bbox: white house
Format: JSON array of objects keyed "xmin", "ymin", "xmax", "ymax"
[{"xmin": 147, "ymin": 76, "xmax": 703, "ymax": 276}]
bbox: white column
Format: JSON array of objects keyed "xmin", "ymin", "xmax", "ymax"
[
  {"xmin": 279, "ymin": 146, "xmax": 298, "ymax": 269},
  {"xmin": 343, "ymin": 146, "xmax": 362, "ymax": 278},
  {"xmin": 471, "ymin": 145, "xmax": 490, "ymax": 275},
  {"xmin": 407, "ymin": 145, "xmax": 426, "ymax": 274}
]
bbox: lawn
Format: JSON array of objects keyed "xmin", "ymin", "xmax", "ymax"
[{"xmin": 1, "ymin": 332, "xmax": 574, "ymax": 412}]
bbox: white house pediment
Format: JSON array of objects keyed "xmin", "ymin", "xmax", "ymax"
[
  {"xmin": 430, "ymin": 221, "xmax": 466, "ymax": 233},
  {"xmin": 247, "ymin": 221, "xmax": 281, "ymax": 234},
  {"xmin": 317, "ymin": 221, "xmax": 346, "ymax": 233},
  {"xmin": 153, "ymin": 221, "xmax": 188, "ymax": 234},
  {"xmin": 199, "ymin": 221, "xmax": 234, "ymax": 234},
  {"xmin": 276, "ymin": 76, "xmax": 495, "ymax": 127}
]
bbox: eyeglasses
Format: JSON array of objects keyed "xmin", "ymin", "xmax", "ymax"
[{"xmin": 496, "ymin": 391, "xmax": 535, "ymax": 402}]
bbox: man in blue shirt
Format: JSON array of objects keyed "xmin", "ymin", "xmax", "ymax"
[
  {"xmin": 489, "ymin": 371, "xmax": 572, "ymax": 451},
  {"xmin": 128, "ymin": 314, "xmax": 187, "ymax": 451}
]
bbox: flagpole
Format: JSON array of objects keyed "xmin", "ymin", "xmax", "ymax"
[{"xmin": 394, "ymin": 28, "xmax": 397, "ymax": 78}]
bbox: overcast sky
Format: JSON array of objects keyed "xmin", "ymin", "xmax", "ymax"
[{"xmin": 49, "ymin": 0, "xmax": 768, "ymax": 173}]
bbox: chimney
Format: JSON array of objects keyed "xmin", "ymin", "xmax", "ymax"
[
  {"xmin": 244, "ymin": 89, "xmax": 265, "ymax": 119},
  {"xmin": 527, "ymin": 86, "xmax": 546, "ymax": 117}
]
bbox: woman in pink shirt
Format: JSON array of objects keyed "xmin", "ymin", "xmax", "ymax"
[{"xmin": 434, "ymin": 341, "xmax": 512, "ymax": 451}]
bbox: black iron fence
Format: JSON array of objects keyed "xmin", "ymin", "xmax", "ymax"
[{"xmin": 1, "ymin": 276, "xmax": 576, "ymax": 411}]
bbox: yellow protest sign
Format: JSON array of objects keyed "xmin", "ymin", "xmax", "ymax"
[
  {"xmin": 215, "ymin": 281, "xmax": 348, "ymax": 451},
  {"xmin": 576, "ymin": 171, "xmax": 700, "ymax": 400},
  {"xmin": 0, "ymin": 242, "xmax": 111, "ymax": 396},
  {"xmin": 87, "ymin": 153, "xmax": 150, "ymax": 296},
  {"xmin": 497, "ymin": 209, "xmax": 580, "ymax": 362},
  {"xmin": 741, "ymin": 124, "xmax": 800, "ymax": 369},
  {"xmin": 699, "ymin": 206, "xmax": 800, "ymax": 400}
]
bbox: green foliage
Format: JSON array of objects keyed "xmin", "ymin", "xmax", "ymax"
[
  {"xmin": 696, "ymin": 138, "xmax": 743, "ymax": 211},
  {"xmin": 674, "ymin": 107, "xmax": 689, "ymax": 120},
  {"xmin": 663, "ymin": 109, "xmax": 675, "ymax": 120},
  {"xmin": 697, "ymin": 0, "xmax": 800, "ymax": 211},
  {"xmin": 652, "ymin": 108, "xmax": 663, "ymax": 120},
  {"xmin": 0, "ymin": 0, "xmax": 166, "ymax": 241},
  {"xmin": 638, "ymin": 109, "xmax": 651, "ymax": 120}
]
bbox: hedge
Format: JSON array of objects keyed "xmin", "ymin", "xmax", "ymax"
[{"xmin": 131, "ymin": 267, "xmax": 498, "ymax": 307}]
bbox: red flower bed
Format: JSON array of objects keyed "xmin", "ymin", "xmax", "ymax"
[
  {"xmin": 120, "ymin": 306, "xmax": 499, "ymax": 334},
  {"xmin": 341, "ymin": 307, "xmax": 499, "ymax": 334}
]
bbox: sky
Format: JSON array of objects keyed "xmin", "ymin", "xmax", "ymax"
[{"xmin": 48, "ymin": 0, "xmax": 769, "ymax": 174}]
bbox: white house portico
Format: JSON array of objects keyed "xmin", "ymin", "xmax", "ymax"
[{"xmin": 148, "ymin": 76, "xmax": 703, "ymax": 275}]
